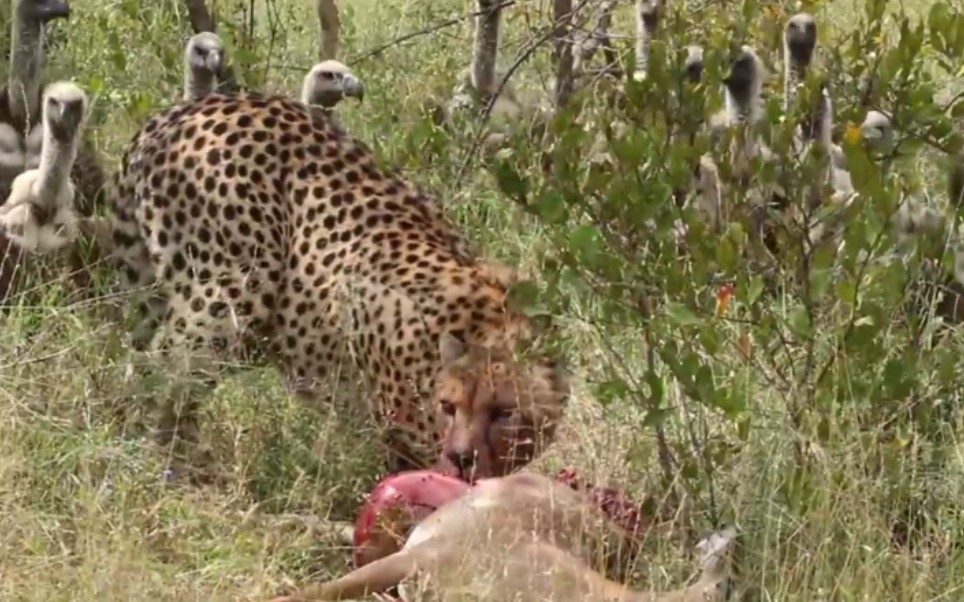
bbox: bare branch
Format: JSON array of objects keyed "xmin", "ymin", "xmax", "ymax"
[
  {"xmin": 573, "ymin": 0, "xmax": 618, "ymax": 76},
  {"xmin": 316, "ymin": 0, "xmax": 341, "ymax": 61},
  {"xmin": 454, "ymin": 0, "xmax": 595, "ymax": 188},
  {"xmin": 473, "ymin": 0, "xmax": 503, "ymax": 96},
  {"xmin": 350, "ymin": 1, "xmax": 515, "ymax": 66},
  {"xmin": 184, "ymin": 0, "xmax": 216, "ymax": 33},
  {"xmin": 552, "ymin": 0, "xmax": 575, "ymax": 111}
]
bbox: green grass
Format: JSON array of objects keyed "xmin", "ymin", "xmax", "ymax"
[{"xmin": 0, "ymin": 0, "xmax": 963, "ymax": 600}]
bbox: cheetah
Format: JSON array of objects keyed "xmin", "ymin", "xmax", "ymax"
[{"xmin": 108, "ymin": 91, "xmax": 571, "ymax": 475}]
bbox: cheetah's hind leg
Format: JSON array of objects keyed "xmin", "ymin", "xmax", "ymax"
[
  {"xmin": 143, "ymin": 273, "xmax": 276, "ymax": 484},
  {"xmin": 121, "ymin": 307, "xmax": 266, "ymax": 485},
  {"xmin": 137, "ymin": 323, "xmax": 226, "ymax": 485}
]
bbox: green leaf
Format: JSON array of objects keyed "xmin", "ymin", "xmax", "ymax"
[
  {"xmin": 744, "ymin": 276, "xmax": 765, "ymax": 306},
  {"xmin": 505, "ymin": 280, "xmax": 541, "ymax": 314},
  {"xmin": 808, "ymin": 264, "xmax": 833, "ymax": 303},
  {"xmin": 533, "ymin": 191, "xmax": 568, "ymax": 224},
  {"xmin": 126, "ymin": 92, "xmax": 155, "ymax": 122},
  {"xmin": 715, "ymin": 389, "xmax": 746, "ymax": 419},
  {"xmin": 643, "ymin": 407, "xmax": 671, "ymax": 427},
  {"xmin": 86, "ymin": 74, "xmax": 105, "ymax": 97},
  {"xmin": 700, "ymin": 325, "xmax": 721, "ymax": 355},
  {"xmin": 568, "ymin": 224, "xmax": 603, "ymax": 266},
  {"xmin": 844, "ymin": 311, "xmax": 882, "ymax": 353},
  {"xmin": 119, "ymin": 0, "xmax": 139, "ymax": 18},
  {"xmin": 596, "ymin": 378, "xmax": 630, "ymax": 407},
  {"xmin": 717, "ymin": 231, "xmax": 739, "ymax": 272},
  {"xmin": 694, "ymin": 364, "xmax": 715, "ymax": 399},
  {"xmin": 836, "ymin": 279, "xmax": 858, "ymax": 307},
  {"xmin": 610, "ymin": 128, "xmax": 649, "ymax": 169},
  {"xmin": 928, "ymin": 3, "xmax": 953, "ymax": 53},
  {"xmin": 882, "ymin": 357, "xmax": 916, "ymax": 400},
  {"xmin": 490, "ymin": 159, "xmax": 529, "ymax": 200},
  {"xmin": 665, "ymin": 302, "xmax": 702, "ymax": 327},
  {"xmin": 107, "ymin": 29, "xmax": 127, "ymax": 72},
  {"xmin": 788, "ymin": 305, "xmax": 812, "ymax": 339}
]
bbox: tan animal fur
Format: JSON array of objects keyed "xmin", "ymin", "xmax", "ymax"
[{"xmin": 269, "ymin": 472, "xmax": 737, "ymax": 602}]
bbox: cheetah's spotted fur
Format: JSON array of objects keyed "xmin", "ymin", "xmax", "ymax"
[{"xmin": 109, "ymin": 92, "xmax": 565, "ymax": 468}]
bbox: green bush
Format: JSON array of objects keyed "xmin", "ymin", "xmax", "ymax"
[{"xmin": 480, "ymin": 0, "xmax": 964, "ymax": 585}]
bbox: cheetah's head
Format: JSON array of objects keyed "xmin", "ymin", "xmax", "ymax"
[{"xmin": 433, "ymin": 331, "xmax": 570, "ymax": 482}]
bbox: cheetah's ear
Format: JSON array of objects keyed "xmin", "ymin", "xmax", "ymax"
[{"xmin": 438, "ymin": 332, "xmax": 468, "ymax": 365}]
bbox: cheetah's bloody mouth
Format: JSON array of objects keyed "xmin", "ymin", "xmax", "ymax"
[{"xmin": 435, "ymin": 456, "xmax": 484, "ymax": 484}]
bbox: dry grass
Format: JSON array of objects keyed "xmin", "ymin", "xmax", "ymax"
[{"xmin": 0, "ymin": 0, "xmax": 962, "ymax": 600}]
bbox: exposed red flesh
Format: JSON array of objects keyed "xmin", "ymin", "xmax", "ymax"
[
  {"xmin": 554, "ymin": 468, "xmax": 649, "ymax": 541},
  {"xmin": 352, "ymin": 470, "xmax": 470, "ymax": 568}
]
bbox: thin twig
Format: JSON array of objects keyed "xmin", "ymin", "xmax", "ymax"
[
  {"xmin": 349, "ymin": 1, "xmax": 516, "ymax": 66},
  {"xmin": 266, "ymin": 4, "xmax": 613, "ymax": 77},
  {"xmin": 553, "ymin": 0, "xmax": 576, "ymax": 111},
  {"xmin": 573, "ymin": 0, "xmax": 618, "ymax": 77},
  {"xmin": 453, "ymin": 0, "xmax": 595, "ymax": 187},
  {"xmin": 452, "ymin": 28, "xmax": 554, "ymax": 188}
]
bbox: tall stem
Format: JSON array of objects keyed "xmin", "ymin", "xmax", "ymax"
[{"xmin": 8, "ymin": 2, "xmax": 44, "ymax": 130}]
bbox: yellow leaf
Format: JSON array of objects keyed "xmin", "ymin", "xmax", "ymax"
[
  {"xmin": 737, "ymin": 333, "xmax": 753, "ymax": 360},
  {"xmin": 844, "ymin": 122, "xmax": 862, "ymax": 144}
]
